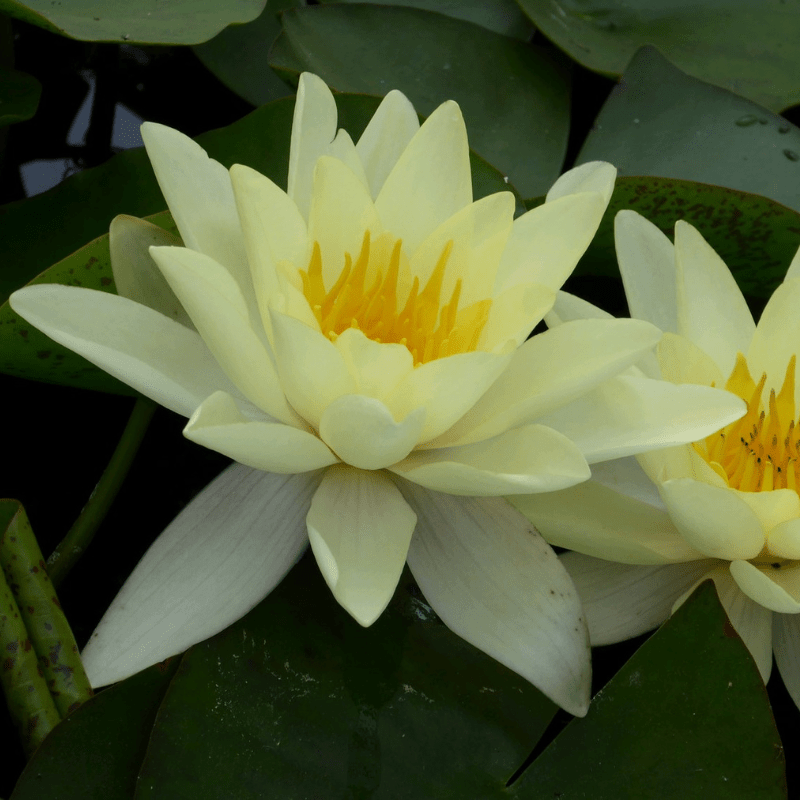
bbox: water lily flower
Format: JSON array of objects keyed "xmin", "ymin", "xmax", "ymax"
[
  {"xmin": 512, "ymin": 209, "xmax": 800, "ymax": 706},
  {"xmin": 10, "ymin": 77, "xmax": 742, "ymax": 716}
]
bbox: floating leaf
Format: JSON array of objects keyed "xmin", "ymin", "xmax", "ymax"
[{"xmin": 0, "ymin": 68, "xmax": 41, "ymax": 127}]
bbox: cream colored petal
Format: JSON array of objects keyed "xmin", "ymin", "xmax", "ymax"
[
  {"xmin": 81, "ymin": 465, "xmax": 319, "ymax": 687},
  {"xmin": 591, "ymin": 456, "xmax": 666, "ymax": 508},
  {"xmin": 333, "ymin": 328, "xmax": 413, "ymax": 400},
  {"xmin": 9, "ymin": 285, "xmax": 235, "ymax": 418},
  {"xmin": 614, "ymin": 210, "xmax": 678, "ymax": 334},
  {"xmin": 306, "ymin": 465, "xmax": 416, "ymax": 626},
  {"xmin": 656, "ymin": 331, "xmax": 724, "ymax": 386},
  {"xmin": 356, "ymin": 89, "xmax": 420, "ymax": 199},
  {"xmin": 184, "ymin": 391, "xmax": 338, "ymax": 473},
  {"xmin": 768, "ymin": 517, "xmax": 800, "ymax": 559},
  {"xmin": 539, "ymin": 374, "xmax": 747, "ymax": 464},
  {"xmin": 545, "ymin": 161, "xmax": 616, "ymax": 204},
  {"xmin": 773, "ymin": 613, "xmax": 800, "ymax": 710},
  {"xmin": 109, "ymin": 215, "xmax": 191, "ymax": 327},
  {"xmin": 659, "ymin": 478, "xmax": 764, "ymax": 560},
  {"xmin": 409, "ymin": 191, "xmax": 514, "ymax": 307},
  {"xmin": 308, "ymin": 156, "xmax": 382, "ymax": 287},
  {"xmin": 638, "ymin": 442, "xmax": 728, "ymax": 488},
  {"xmin": 393, "ymin": 423, "xmax": 589, "ymax": 496},
  {"xmin": 140, "ymin": 123, "xmax": 251, "ymax": 304},
  {"xmin": 402, "ymin": 486, "xmax": 591, "ymax": 716},
  {"xmin": 494, "ymin": 192, "xmax": 607, "ymax": 294},
  {"xmin": 784, "ymin": 245, "xmax": 800, "ymax": 281},
  {"xmin": 738, "ymin": 489, "xmax": 800, "ymax": 535},
  {"xmin": 327, "ymin": 128, "xmax": 370, "ymax": 188},
  {"xmin": 560, "ymin": 553, "xmax": 717, "ymax": 646},
  {"xmin": 230, "ymin": 164, "xmax": 308, "ymax": 338},
  {"xmin": 512, "ymin": 478, "xmax": 703, "ymax": 565},
  {"xmin": 375, "ymin": 100, "xmax": 471, "ymax": 255},
  {"xmin": 479, "ymin": 283, "xmax": 556, "ymax": 351},
  {"xmin": 270, "ymin": 310, "xmax": 356, "ymax": 430},
  {"xmin": 387, "ymin": 349, "xmax": 512, "ymax": 444},
  {"xmin": 150, "ymin": 246, "xmax": 300, "ymax": 427},
  {"xmin": 748, "ymin": 278, "xmax": 800, "ymax": 393},
  {"xmin": 438, "ymin": 318, "xmax": 661, "ymax": 449},
  {"xmin": 319, "ymin": 395, "xmax": 425, "ymax": 470},
  {"xmin": 287, "ymin": 72, "xmax": 338, "ymax": 220},
  {"xmin": 674, "ymin": 220, "xmax": 755, "ymax": 377},
  {"xmin": 545, "ymin": 289, "xmax": 614, "ymax": 326},
  {"xmin": 730, "ymin": 560, "xmax": 800, "ymax": 613}
]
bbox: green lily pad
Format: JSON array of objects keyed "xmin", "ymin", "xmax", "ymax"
[
  {"xmin": 577, "ymin": 47, "xmax": 800, "ymax": 215},
  {"xmin": 515, "ymin": 0, "xmax": 800, "ymax": 112},
  {"xmin": 0, "ymin": 67, "xmax": 41, "ymax": 127},
  {"xmin": 0, "ymin": 93, "xmax": 514, "ymax": 393},
  {"xmin": 513, "ymin": 582, "xmax": 786, "ymax": 798},
  {"xmin": 0, "ymin": 0, "xmax": 266, "ymax": 45},
  {"xmin": 12, "ymin": 554, "xmax": 557, "ymax": 798},
  {"xmin": 269, "ymin": 3, "xmax": 570, "ymax": 197}
]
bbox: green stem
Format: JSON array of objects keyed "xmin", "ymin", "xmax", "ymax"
[{"xmin": 47, "ymin": 395, "xmax": 157, "ymax": 589}]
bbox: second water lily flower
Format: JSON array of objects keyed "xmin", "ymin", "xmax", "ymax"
[{"xmin": 10, "ymin": 76, "xmax": 743, "ymax": 716}]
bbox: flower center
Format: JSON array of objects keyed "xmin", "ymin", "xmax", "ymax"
[
  {"xmin": 299, "ymin": 231, "xmax": 491, "ymax": 366},
  {"xmin": 694, "ymin": 352, "xmax": 799, "ymax": 492}
]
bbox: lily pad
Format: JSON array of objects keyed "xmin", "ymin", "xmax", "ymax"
[
  {"xmin": 0, "ymin": 0, "xmax": 266, "ymax": 45},
  {"xmin": 269, "ymin": 3, "xmax": 571, "ymax": 197},
  {"xmin": 514, "ymin": 582, "xmax": 786, "ymax": 798},
  {"xmin": 0, "ymin": 67, "xmax": 41, "ymax": 127},
  {"xmin": 577, "ymin": 47, "xmax": 800, "ymax": 214},
  {"xmin": 515, "ymin": 0, "xmax": 800, "ymax": 112}
]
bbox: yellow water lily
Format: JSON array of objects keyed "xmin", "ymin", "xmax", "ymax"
[
  {"xmin": 10, "ymin": 77, "xmax": 743, "ymax": 716},
  {"xmin": 513, "ymin": 209, "xmax": 800, "ymax": 705}
]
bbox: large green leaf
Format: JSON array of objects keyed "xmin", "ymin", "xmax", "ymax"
[
  {"xmin": 12, "ymin": 554, "xmax": 557, "ymax": 798},
  {"xmin": 0, "ymin": 0, "xmax": 265, "ymax": 44},
  {"xmin": 515, "ymin": 0, "xmax": 800, "ymax": 112},
  {"xmin": 514, "ymin": 582, "xmax": 786, "ymax": 798},
  {"xmin": 0, "ymin": 94, "xmax": 513, "ymax": 393},
  {"xmin": 269, "ymin": 4, "xmax": 570, "ymax": 197},
  {"xmin": 0, "ymin": 67, "xmax": 41, "ymax": 127},
  {"xmin": 577, "ymin": 47, "xmax": 800, "ymax": 214}
]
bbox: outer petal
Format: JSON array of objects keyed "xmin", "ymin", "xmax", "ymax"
[
  {"xmin": 392, "ymin": 423, "xmax": 590, "ymax": 496},
  {"xmin": 319, "ymin": 395, "xmax": 426, "ymax": 470},
  {"xmin": 560, "ymin": 553, "xmax": 717, "ymax": 645},
  {"xmin": 539, "ymin": 374, "xmax": 747, "ymax": 464},
  {"xmin": 512, "ymin": 479, "xmax": 704, "ymax": 565},
  {"xmin": 402, "ymin": 484, "xmax": 591, "ymax": 716},
  {"xmin": 784, "ymin": 246, "xmax": 800, "ymax": 281},
  {"xmin": 436, "ymin": 318, "xmax": 662, "ymax": 449},
  {"xmin": 356, "ymin": 89, "xmax": 420, "ymax": 199},
  {"xmin": 150, "ymin": 246, "xmax": 301, "ymax": 427},
  {"xmin": 545, "ymin": 289, "xmax": 614, "ymax": 325},
  {"xmin": 614, "ymin": 210, "xmax": 678, "ymax": 335},
  {"xmin": 81, "ymin": 465, "xmax": 320, "ymax": 687},
  {"xmin": 306, "ymin": 465, "xmax": 416, "ymax": 626},
  {"xmin": 375, "ymin": 100, "xmax": 471, "ymax": 254},
  {"xmin": 659, "ymin": 479, "xmax": 765, "ymax": 560},
  {"xmin": 773, "ymin": 613, "xmax": 800, "ymax": 710},
  {"xmin": 768, "ymin": 517, "xmax": 800, "ymax": 560},
  {"xmin": 109, "ymin": 215, "xmax": 191, "ymax": 327},
  {"xmin": 545, "ymin": 161, "xmax": 616, "ymax": 204},
  {"xmin": 674, "ymin": 220, "xmax": 755, "ymax": 377},
  {"xmin": 9, "ymin": 285, "xmax": 235, "ymax": 417},
  {"xmin": 730, "ymin": 560, "xmax": 800, "ymax": 613},
  {"xmin": 184, "ymin": 391, "xmax": 338, "ymax": 473}
]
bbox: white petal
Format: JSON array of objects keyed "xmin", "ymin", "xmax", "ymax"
[
  {"xmin": 109, "ymin": 215, "xmax": 191, "ymax": 327},
  {"xmin": 614, "ymin": 210, "xmax": 678, "ymax": 334},
  {"xmin": 356, "ymin": 89, "xmax": 420, "ymax": 199},
  {"xmin": 730, "ymin": 560, "xmax": 800, "ymax": 613},
  {"xmin": 393, "ymin": 423, "xmax": 590, "ymax": 496},
  {"xmin": 375, "ymin": 100, "xmax": 471, "ymax": 255},
  {"xmin": 545, "ymin": 289, "xmax": 614, "ymax": 326},
  {"xmin": 674, "ymin": 220, "xmax": 755, "ymax": 377},
  {"xmin": 150, "ymin": 246, "xmax": 300, "ymax": 426},
  {"xmin": 560, "ymin": 552, "xmax": 717, "ymax": 645},
  {"xmin": 512, "ymin": 478, "xmax": 703, "ymax": 565},
  {"xmin": 784, "ymin": 246, "xmax": 800, "ymax": 281},
  {"xmin": 9, "ymin": 285, "xmax": 234, "ymax": 417},
  {"xmin": 480, "ymin": 283, "xmax": 558, "ymax": 352},
  {"xmin": 333, "ymin": 328, "xmax": 413, "ymax": 401},
  {"xmin": 545, "ymin": 161, "xmax": 616, "ymax": 205},
  {"xmin": 184, "ymin": 391, "xmax": 337, "ymax": 472},
  {"xmin": 540, "ymin": 374, "xmax": 747, "ymax": 464},
  {"xmin": 773, "ymin": 613, "xmax": 800, "ymax": 710},
  {"xmin": 319, "ymin": 395, "xmax": 425, "ymax": 470},
  {"xmin": 591, "ymin": 456, "xmax": 666, "ymax": 508},
  {"xmin": 402, "ymin": 485, "xmax": 591, "ymax": 716},
  {"xmin": 437, "ymin": 318, "xmax": 661, "ymax": 448},
  {"xmin": 659, "ymin": 479, "xmax": 765, "ymax": 560},
  {"xmin": 656, "ymin": 331, "xmax": 724, "ymax": 387},
  {"xmin": 768, "ymin": 517, "xmax": 800, "ymax": 559},
  {"xmin": 306, "ymin": 465, "xmax": 416, "ymax": 626},
  {"xmin": 81, "ymin": 465, "xmax": 319, "ymax": 687}
]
